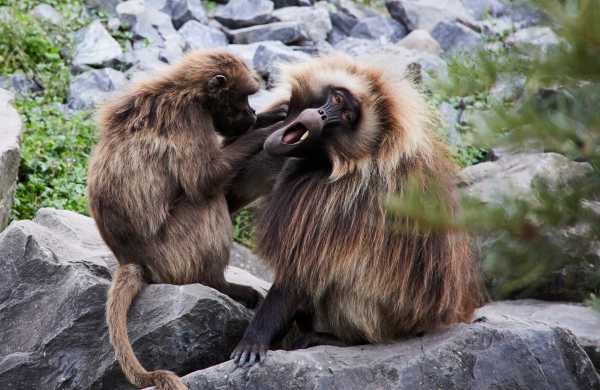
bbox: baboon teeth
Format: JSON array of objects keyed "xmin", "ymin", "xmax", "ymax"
[{"xmin": 300, "ymin": 131, "xmax": 309, "ymax": 141}]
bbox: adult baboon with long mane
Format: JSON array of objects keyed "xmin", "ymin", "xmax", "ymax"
[{"xmin": 231, "ymin": 55, "xmax": 484, "ymax": 365}]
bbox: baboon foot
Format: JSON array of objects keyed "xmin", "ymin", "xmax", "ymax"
[{"xmin": 230, "ymin": 338, "xmax": 268, "ymax": 367}]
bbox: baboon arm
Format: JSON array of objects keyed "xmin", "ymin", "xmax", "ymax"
[
  {"xmin": 254, "ymin": 102, "xmax": 289, "ymax": 129},
  {"xmin": 230, "ymin": 283, "xmax": 305, "ymax": 366}
]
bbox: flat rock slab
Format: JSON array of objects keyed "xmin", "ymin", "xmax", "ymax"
[
  {"xmin": 0, "ymin": 89, "xmax": 22, "ymax": 231},
  {"xmin": 480, "ymin": 300, "xmax": 600, "ymax": 370},
  {"xmin": 147, "ymin": 311, "xmax": 600, "ymax": 390},
  {"xmin": 0, "ymin": 208, "xmax": 268, "ymax": 390}
]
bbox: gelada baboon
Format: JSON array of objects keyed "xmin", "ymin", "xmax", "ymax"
[
  {"xmin": 231, "ymin": 55, "xmax": 484, "ymax": 365},
  {"xmin": 88, "ymin": 50, "xmax": 282, "ymax": 390}
]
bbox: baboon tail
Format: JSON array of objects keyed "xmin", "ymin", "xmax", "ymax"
[{"xmin": 107, "ymin": 264, "xmax": 187, "ymax": 390}]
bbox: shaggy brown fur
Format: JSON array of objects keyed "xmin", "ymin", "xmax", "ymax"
[
  {"xmin": 88, "ymin": 49, "xmax": 274, "ymax": 390},
  {"xmin": 232, "ymin": 55, "xmax": 484, "ymax": 364}
]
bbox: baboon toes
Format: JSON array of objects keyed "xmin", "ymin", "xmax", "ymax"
[{"xmin": 151, "ymin": 370, "xmax": 187, "ymax": 390}]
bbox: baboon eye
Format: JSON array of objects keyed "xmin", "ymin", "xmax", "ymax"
[{"xmin": 332, "ymin": 93, "xmax": 343, "ymax": 105}]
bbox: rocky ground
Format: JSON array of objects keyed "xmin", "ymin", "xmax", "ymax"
[
  {"xmin": 1, "ymin": 0, "xmax": 599, "ymax": 389},
  {"xmin": 0, "ymin": 208, "xmax": 597, "ymax": 389}
]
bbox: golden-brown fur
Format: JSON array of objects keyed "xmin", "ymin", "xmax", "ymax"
[
  {"xmin": 88, "ymin": 49, "xmax": 268, "ymax": 390},
  {"xmin": 256, "ymin": 55, "xmax": 484, "ymax": 343}
]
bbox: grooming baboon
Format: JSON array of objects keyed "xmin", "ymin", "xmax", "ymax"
[
  {"xmin": 231, "ymin": 55, "xmax": 484, "ymax": 365},
  {"xmin": 88, "ymin": 50, "xmax": 284, "ymax": 390}
]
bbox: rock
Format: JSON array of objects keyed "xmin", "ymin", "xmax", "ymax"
[
  {"xmin": 117, "ymin": 0, "xmax": 184, "ymax": 50},
  {"xmin": 225, "ymin": 43, "xmax": 263, "ymax": 64},
  {"xmin": 29, "ymin": 4, "xmax": 62, "ymax": 25},
  {"xmin": 148, "ymin": 0, "xmax": 208, "ymax": 28},
  {"xmin": 385, "ymin": 0, "xmax": 475, "ymax": 32},
  {"xmin": 328, "ymin": 0, "xmax": 377, "ymax": 37},
  {"xmin": 272, "ymin": 4, "xmax": 332, "ymax": 42},
  {"xmin": 431, "ymin": 21, "xmax": 481, "ymax": 53},
  {"xmin": 117, "ymin": 46, "xmax": 162, "ymax": 70},
  {"xmin": 333, "ymin": 39, "xmax": 447, "ymax": 80},
  {"xmin": 85, "ymin": 0, "xmax": 120, "ymax": 15},
  {"xmin": 249, "ymin": 88, "xmax": 282, "ymax": 114},
  {"xmin": 252, "ymin": 41, "xmax": 310, "ymax": 81},
  {"xmin": 273, "ymin": 0, "xmax": 313, "ymax": 7},
  {"xmin": 506, "ymin": 26, "xmax": 560, "ymax": 52},
  {"xmin": 350, "ymin": 15, "xmax": 407, "ymax": 43},
  {"xmin": 72, "ymin": 20, "xmax": 123, "ymax": 67},
  {"xmin": 146, "ymin": 310, "xmax": 600, "ymax": 390},
  {"xmin": 0, "ymin": 90, "xmax": 21, "ymax": 231},
  {"xmin": 178, "ymin": 20, "xmax": 228, "ymax": 50},
  {"xmin": 503, "ymin": 1, "xmax": 545, "ymax": 27},
  {"xmin": 398, "ymin": 29, "xmax": 441, "ymax": 55},
  {"xmin": 0, "ymin": 73, "xmax": 43, "ymax": 95},
  {"xmin": 230, "ymin": 21, "xmax": 308, "ymax": 45},
  {"xmin": 438, "ymin": 102, "xmax": 462, "ymax": 146},
  {"xmin": 0, "ymin": 208, "xmax": 268, "ymax": 390},
  {"xmin": 479, "ymin": 300, "xmax": 600, "ymax": 370},
  {"xmin": 459, "ymin": 152, "xmax": 591, "ymax": 205},
  {"xmin": 461, "ymin": 0, "xmax": 505, "ymax": 20},
  {"xmin": 214, "ymin": 0, "xmax": 274, "ymax": 29},
  {"xmin": 490, "ymin": 73, "xmax": 526, "ymax": 101},
  {"xmin": 68, "ymin": 68, "xmax": 127, "ymax": 110}
]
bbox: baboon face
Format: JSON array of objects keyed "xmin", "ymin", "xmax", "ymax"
[
  {"xmin": 264, "ymin": 86, "xmax": 361, "ymax": 158},
  {"xmin": 207, "ymin": 74, "xmax": 259, "ymax": 138}
]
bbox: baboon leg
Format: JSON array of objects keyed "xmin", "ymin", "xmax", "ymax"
[
  {"xmin": 107, "ymin": 264, "xmax": 187, "ymax": 390},
  {"xmin": 230, "ymin": 283, "xmax": 306, "ymax": 366},
  {"xmin": 290, "ymin": 331, "xmax": 348, "ymax": 350},
  {"xmin": 218, "ymin": 282, "xmax": 262, "ymax": 309}
]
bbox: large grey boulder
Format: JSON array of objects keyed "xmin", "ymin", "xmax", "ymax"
[
  {"xmin": 117, "ymin": 0, "xmax": 184, "ymax": 50},
  {"xmin": 147, "ymin": 0, "xmax": 208, "ymax": 28},
  {"xmin": 384, "ymin": 0, "xmax": 474, "ymax": 32},
  {"xmin": 397, "ymin": 29, "xmax": 442, "ymax": 55},
  {"xmin": 68, "ymin": 68, "xmax": 128, "ymax": 110},
  {"xmin": 479, "ymin": 300, "xmax": 600, "ymax": 370},
  {"xmin": 72, "ymin": 20, "xmax": 123, "ymax": 67},
  {"xmin": 506, "ymin": 26, "xmax": 560, "ymax": 53},
  {"xmin": 0, "ymin": 208, "xmax": 268, "ymax": 390},
  {"xmin": 272, "ymin": 4, "xmax": 332, "ymax": 42},
  {"xmin": 214, "ymin": 0, "xmax": 274, "ymax": 29},
  {"xmin": 178, "ymin": 20, "xmax": 228, "ymax": 50},
  {"xmin": 350, "ymin": 15, "xmax": 407, "ymax": 43},
  {"xmin": 459, "ymin": 152, "xmax": 591, "ymax": 205},
  {"xmin": 146, "ymin": 310, "xmax": 600, "ymax": 389},
  {"xmin": 29, "ymin": 4, "xmax": 62, "ymax": 25},
  {"xmin": 459, "ymin": 153, "xmax": 597, "ymax": 302},
  {"xmin": 328, "ymin": 0, "xmax": 378, "ymax": 38},
  {"xmin": 431, "ymin": 20, "xmax": 481, "ymax": 53},
  {"xmin": 0, "ymin": 73, "xmax": 43, "ymax": 95},
  {"xmin": 252, "ymin": 41, "xmax": 310, "ymax": 81},
  {"xmin": 230, "ymin": 21, "xmax": 309, "ymax": 44},
  {"xmin": 333, "ymin": 39, "xmax": 446, "ymax": 80},
  {"xmin": 0, "ymin": 90, "xmax": 21, "ymax": 231}
]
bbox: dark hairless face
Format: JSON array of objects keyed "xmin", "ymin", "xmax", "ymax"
[
  {"xmin": 207, "ymin": 74, "xmax": 259, "ymax": 138},
  {"xmin": 264, "ymin": 87, "xmax": 361, "ymax": 157}
]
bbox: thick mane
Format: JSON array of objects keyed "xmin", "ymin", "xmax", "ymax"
[{"xmin": 257, "ymin": 55, "xmax": 482, "ymax": 342}]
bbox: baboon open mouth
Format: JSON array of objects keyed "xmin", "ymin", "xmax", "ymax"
[{"xmin": 282, "ymin": 123, "xmax": 309, "ymax": 145}]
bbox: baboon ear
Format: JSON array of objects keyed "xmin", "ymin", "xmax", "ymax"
[{"xmin": 208, "ymin": 74, "xmax": 227, "ymax": 93}]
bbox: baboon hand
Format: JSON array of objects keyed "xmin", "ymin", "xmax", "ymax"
[{"xmin": 230, "ymin": 337, "xmax": 268, "ymax": 367}]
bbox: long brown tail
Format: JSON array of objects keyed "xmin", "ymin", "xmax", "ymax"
[{"xmin": 107, "ymin": 264, "xmax": 187, "ymax": 390}]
